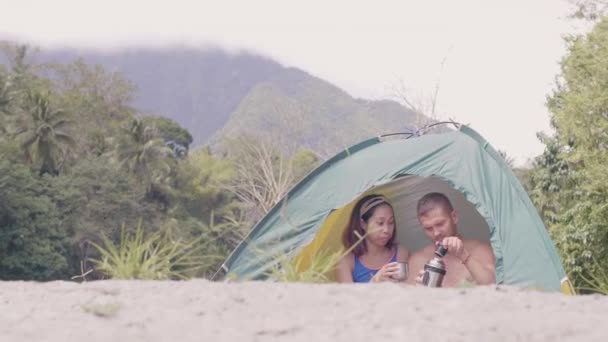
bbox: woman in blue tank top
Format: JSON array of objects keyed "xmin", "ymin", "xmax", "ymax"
[{"xmin": 336, "ymin": 194, "xmax": 409, "ymax": 283}]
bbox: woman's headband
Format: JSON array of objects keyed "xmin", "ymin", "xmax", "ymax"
[{"xmin": 359, "ymin": 196, "xmax": 388, "ymax": 218}]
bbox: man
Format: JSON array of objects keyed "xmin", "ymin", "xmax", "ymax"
[{"xmin": 408, "ymin": 192, "xmax": 496, "ymax": 287}]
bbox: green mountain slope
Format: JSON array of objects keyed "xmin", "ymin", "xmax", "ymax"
[{"xmin": 213, "ymin": 67, "xmax": 419, "ymax": 156}]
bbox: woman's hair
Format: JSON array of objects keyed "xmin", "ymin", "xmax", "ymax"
[{"xmin": 342, "ymin": 194, "xmax": 396, "ymax": 257}]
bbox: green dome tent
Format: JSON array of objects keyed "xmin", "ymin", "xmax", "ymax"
[{"xmin": 217, "ymin": 124, "xmax": 573, "ymax": 293}]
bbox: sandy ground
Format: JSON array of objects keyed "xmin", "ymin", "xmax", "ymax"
[{"xmin": 0, "ymin": 280, "xmax": 607, "ymax": 342}]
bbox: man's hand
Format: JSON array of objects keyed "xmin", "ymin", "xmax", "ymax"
[
  {"xmin": 414, "ymin": 269, "xmax": 425, "ymax": 285},
  {"xmin": 441, "ymin": 236, "xmax": 470, "ymax": 263}
]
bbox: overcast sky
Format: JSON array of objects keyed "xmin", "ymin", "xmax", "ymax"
[{"xmin": 0, "ymin": 0, "xmax": 584, "ymax": 165}]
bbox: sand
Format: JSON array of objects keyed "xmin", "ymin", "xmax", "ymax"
[{"xmin": 0, "ymin": 280, "xmax": 607, "ymax": 342}]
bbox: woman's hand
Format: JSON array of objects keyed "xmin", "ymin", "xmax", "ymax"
[{"xmin": 371, "ymin": 262, "xmax": 400, "ymax": 282}]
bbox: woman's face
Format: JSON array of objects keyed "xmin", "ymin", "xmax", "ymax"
[{"xmin": 363, "ymin": 204, "xmax": 395, "ymax": 247}]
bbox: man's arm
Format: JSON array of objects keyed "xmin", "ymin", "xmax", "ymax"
[
  {"xmin": 407, "ymin": 250, "xmax": 427, "ymax": 285},
  {"xmin": 462, "ymin": 241, "xmax": 496, "ymax": 285}
]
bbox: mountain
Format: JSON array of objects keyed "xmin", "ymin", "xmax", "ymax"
[
  {"xmin": 29, "ymin": 47, "xmax": 285, "ymax": 145},
  {"xmin": 212, "ymin": 67, "xmax": 418, "ymax": 157},
  {"xmin": 5, "ymin": 44, "xmax": 423, "ymax": 155}
]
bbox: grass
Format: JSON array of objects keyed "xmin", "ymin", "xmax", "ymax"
[
  {"xmin": 268, "ymin": 248, "xmax": 343, "ymax": 283},
  {"xmin": 267, "ymin": 223, "xmax": 377, "ymax": 283},
  {"xmin": 89, "ymin": 221, "xmax": 219, "ymax": 280},
  {"xmin": 578, "ymin": 259, "xmax": 608, "ymax": 295}
]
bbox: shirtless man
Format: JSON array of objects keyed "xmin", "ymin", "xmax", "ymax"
[{"xmin": 408, "ymin": 192, "xmax": 496, "ymax": 287}]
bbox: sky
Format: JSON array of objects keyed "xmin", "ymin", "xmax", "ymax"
[{"xmin": 0, "ymin": 0, "xmax": 585, "ymax": 165}]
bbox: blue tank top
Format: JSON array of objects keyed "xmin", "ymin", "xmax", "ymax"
[{"xmin": 352, "ymin": 247, "xmax": 398, "ymax": 283}]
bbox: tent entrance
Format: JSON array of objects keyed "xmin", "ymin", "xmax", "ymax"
[
  {"xmin": 293, "ymin": 175, "xmax": 490, "ymax": 276},
  {"xmin": 381, "ymin": 175, "xmax": 490, "ymax": 252}
]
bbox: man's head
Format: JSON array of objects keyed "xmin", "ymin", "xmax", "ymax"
[{"xmin": 416, "ymin": 192, "xmax": 459, "ymax": 244}]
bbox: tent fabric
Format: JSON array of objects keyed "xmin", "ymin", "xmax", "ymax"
[{"xmin": 219, "ymin": 125, "xmax": 571, "ymax": 293}]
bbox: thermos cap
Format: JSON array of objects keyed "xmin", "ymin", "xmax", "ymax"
[{"xmin": 435, "ymin": 244, "xmax": 448, "ymax": 257}]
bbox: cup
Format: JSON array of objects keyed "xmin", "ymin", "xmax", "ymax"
[{"xmin": 392, "ymin": 262, "xmax": 409, "ymax": 282}]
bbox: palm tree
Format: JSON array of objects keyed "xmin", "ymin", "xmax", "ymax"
[
  {"xmin": 18, "ymin": 91, "xmax": 75, "ymax": 175},
  {"xmin": 115, "ymin": 116, "xmax": 173, "ymax": 183}
]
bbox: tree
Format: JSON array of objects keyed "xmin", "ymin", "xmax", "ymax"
[
  {"xmin": 0, "ymin": 44, "xmax": 41, "ymax": 139},
  {"xmin": 17, "ymin": 90, "xmax": 75, "ymax": 175},
  {"xmin": 47, "ymin": 58, "xmax": 137, "ymax": 159},
  {"xmin": 172, "ymin": 148, "xmax": 235, "ymax": 216},
  {"xmin": 225, "ymin": 135, "xmax": 320, "ymax": 223},
  {"xmin": 531, "ymin": 15, "xmax": 608, "ymax": 285},
  {"xmin": 1, "ymin": 43, "xmax": 33, "ymax": 89},
  {"xmin": 145, "ymin": 116, "xmax": 193, "ymax": 157},
  {"xmin": 47, "ymin": 156, "xmax": 162, "ymax": 276},
  {"xmin": 569, "ymin": 0, "xmax": 608, "ymax": 21},
  {"xmin": 113, "ymin": 116, "xmax": 174, "ymax": 184},
  {"xmin": 290, "ymin": 148, "xmax": 320, "ymax": 182},
  {"xmin": 224, "ymin": 136, "xmax": 290, "ymax": 222},
  {"xmin": 0, "ymin": 44, "xmax": 245, "ymax": 280},
  {"xmin": 169, "ymin": 148, "xmax": 247, "ymax": 259},
  {"xmin": 0, "ymin": 142, "xmax": 70, "ymax": 280}
]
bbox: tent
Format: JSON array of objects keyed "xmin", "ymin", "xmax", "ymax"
[{"xmin": 217, "ymin": 124, "xmax": 574, "ymax": 294}]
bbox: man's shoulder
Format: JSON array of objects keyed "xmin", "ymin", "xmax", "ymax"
[
  {"xmin": 464, "ymin": 239, "xmax": 495, "ymax": 260},
  {"xmin": 464, "ymin": 239, "xmax": 492, "ymax": 250},
  {"xmin": 410, "ymin": 244, "xmax": 435, "ymax": 261}
]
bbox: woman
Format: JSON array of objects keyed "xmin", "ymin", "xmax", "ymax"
[{"xmin": 336, "ymin": 194, "xmax": 409, "ymax": 283}]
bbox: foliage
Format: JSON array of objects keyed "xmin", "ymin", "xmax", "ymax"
[
  {"xmin": 113, "ymin": 116, "xmax": 174, "ymax": 185},
  {"xmin": 0, "ymin": 71, "xmax": 10, "ymax": 136},
  {"xmin": 531, "ymin": 16, "xmax": 608, "ymax": 286},
  {"xmin": 89, "ymin": 221, "xmax": 219, "ymax": 280},
  {"xmin": 0, "ymin": 142, "xmax": 70, "ymax": 280},
  {"xmin": 46, "ymin": 156, "xmax": 162, "ymax": 275},
  {"xmin": 46, "ymin": 58, "xmax": 136, "ymax": 159},
  {"xmin": 0, "ymin": 69, "xmax": 14, "ymax": 115},
  {"xmin": 0, "ymin": 41, "xmax": 415, "ymax": 283},
  {"xmin": 267, "ymin": 220, "xmax": 377, "ymax": 283},
  {"xmin": 0, "ymin": 43, "xmax": 244, "ymax": 281},
  {"xmin": 290, "ymin": 148, "xmax": 320, "ymax": 181},
  {"xmin": 170, "ymin": 148, "xmax": 246, "ymax": 243},
  {"xmin": 569, "ymin": 0, "xmax": 608, "ymax": 21},
  {"xmin": 580, "ymin": 258, "xmax": 608, "ymax": 294},
  {"xmin": 223, "ymin": 135, "xmax": 320, "ymax": 223},
  {"xmin": 145, "ymin": 116, "xmax": 193, "ymax": 157},
  {"xmin": 268, "ymin": 249, "xmax": 343, "ymax": 283},
  {"xmin": 49, "ymin": 58, "xmax": 136, "ymax": 116},
  {"xmin": 17, "ymin": 90, "xmax": 75, "ymax": 175}
]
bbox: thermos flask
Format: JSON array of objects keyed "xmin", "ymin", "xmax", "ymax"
[{"xmin": 421, "ymin": 244, "xmax": 448, "ymax": 287}]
